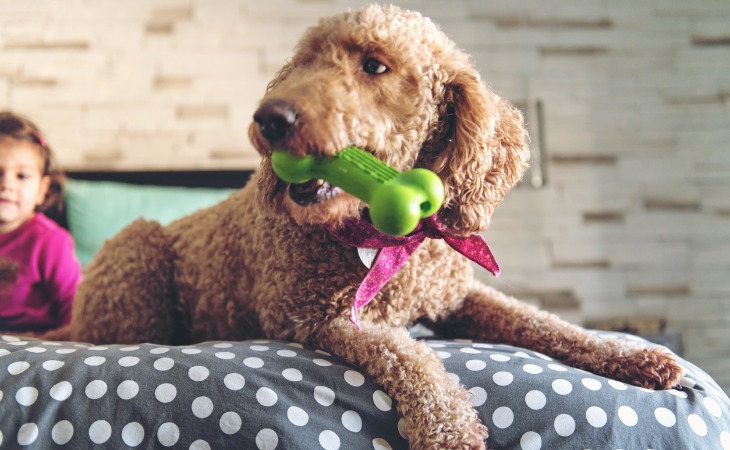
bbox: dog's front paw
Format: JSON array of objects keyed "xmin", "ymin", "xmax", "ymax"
[
  {"xmin": 604, "ymin": 346, "xmax": 684, "ymax": 390},
  {"xmin": 405, "ymin": 395, "xmax": 488, "ymax": 450}
]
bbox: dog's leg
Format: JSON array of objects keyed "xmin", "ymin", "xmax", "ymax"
[
  {"xmin": 432, "ymin": 281, "xmax": 683, "ymax": 390},
  {"xmin": 68, "ymin": 219, "xmax": 181, "ymax": 345},
  {"xmin": 316, "ymin": 318, "xmax": 488, "ymax": 450}
]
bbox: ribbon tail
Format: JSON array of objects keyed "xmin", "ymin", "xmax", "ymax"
[
  {"xmin": 444, "ymin": 234, "xmax": 501, "ymax": 276},
  {"xmin": 350, "ymin": 241, "xmax": 424, "ymax": 328}
]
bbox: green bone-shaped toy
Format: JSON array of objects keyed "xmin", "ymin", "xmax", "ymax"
[{"xmin": 271, "ymin": 146, "xmax": 444, "ymax": 236}]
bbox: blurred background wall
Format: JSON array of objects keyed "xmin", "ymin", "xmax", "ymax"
[{"xmin": 1, "ymin": 0, "xmax": 728, "ymax": 391}]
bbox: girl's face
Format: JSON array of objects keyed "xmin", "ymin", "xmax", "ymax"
[{"xmin": 0, "ymin": 140, "xmax": 50, "ymax": 234}]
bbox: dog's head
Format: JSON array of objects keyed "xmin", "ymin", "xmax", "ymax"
[{"xmin": 249, "ymin": 5, "xmax": 529, "ymax": 236}]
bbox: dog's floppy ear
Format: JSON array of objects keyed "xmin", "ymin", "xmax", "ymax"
[{"xmin": 423, "ymin": 64, "xmax": 530, "ymax": 236}]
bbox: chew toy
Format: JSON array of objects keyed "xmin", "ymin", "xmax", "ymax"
[{"xmin": 271, "ymin": 146, "xmax": 444, "ymax": 236}]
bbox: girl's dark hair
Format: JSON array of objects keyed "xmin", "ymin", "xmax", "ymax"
[{"xmin": 0, "ymin": 110, "xmax": 65, "ymax": 212}]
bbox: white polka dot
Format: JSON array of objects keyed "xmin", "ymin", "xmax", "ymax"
[
  {"xmin": 552, "ymin": 379, "xmax": 572, "ymax": 395},
  {"xmin": 244, "ymin": 357, "xmax": 264, "ymax": 368},
  {"xmin": 42, "ymin": 360, "xmax": 64, "ymax": 371},
  {"xmin": 344, "ymin": 370, "xmax": 365, "ymax": 387},
  {"xmin": 447, "ymin": 372, "xmax": 460, "ymax": 385},
  {"xmin": 492, "ymin": 406, "xmax": 514, "ymax": 429},
  {"xmin": 190, "ymin": 439, "xmax": 211, "ymax": 450},
  {"xmin": 342, "ymin": 410, "xmax": 362, "ymax": 432},
  {"xmin": 514, "ymin": 351, "xmax": 532, "ymax": 359},
  {"xmin": 554, "ymin": 414, "xmax": 575, "ymax": 437},
  {"xmin": 50, "ymin": 381, "xmax": 73, "ymax": 401},
  {"xmin": 7, "ymin": 340, "xmax": 27, "ymax": 346},
  {"xmin": 154, "ymin": 357, "xmax": 175, "ymax": 371},
  {"xmin": 257, "ymin": 387, "xmax": 278, "ymax": 407},
  {"xmin": 1, "ymin": 335, "xmax": 20, "ymax": 342},
  {"xmin": 213, "ymin": 343, "xmax": 232, "ymax": 348},
  {"xmin": 586, "ymin": 406, "xmax": 607, "ymax": 428},
  {"xmin": 373, "ymin": 390, "xmax": 392, "ymax": 411},
  {"xmin": 703, "ymin": 396, "xmax": 722, "ymax": 417},
  {"xmin": 618, "ymin": 405, "xmax": 638, "ymax": 426},
  {"xmin": 277, "ymin": 349, "xmax": 297, "ymax": 357},
  {"xmin": 150, "ymin": 347, "xmax": 169, "ymax": 354},
  {"xmin": 319, "ymin": 430, "xmax": 341, "ymax": 450},
  {"xmin": 547, "ymin": 363, "xmax": 568, "ymax": 372},
  {"xmin": 460, "ymin": 347, "xmax": 481, "ymax": 354},
  {"xmin": 315, "ymin": 349, "xmax": 331, "ymax": 356},
  {"xmin": 117, "ymin": 380, "xmax": 140, "ymax": 400},
  {"xmin": 220, "ymin": 411, "xmax": 242, "ymax": 435},
  {"xmin": 313, "ymin": 358, "xmax": 332, "ymax": 367},
  {"xmin": 315, "ymin": 386, "xmax": 336, "ymax": 406},
  {"xmin": 25, "ymin": 346, "xmax": 46, "ymax": 353},
  {"xmin": 84, "ymin": 356, "xmax": 106, "ymax": 366},
  {"xmin": 122, "ymin": 422, "xmax": 145, "ymax": 447},
  {"xmin": 466, "ymin": 359, "xmax": 487, "ymax": 371},
  {"xmin": 192, "ymin": 396, "xmax": 214, "ymax": 418},
  {"xmin": 436, "ymin": 351, "xmax": 451, "ymax": 359},
  {"xmin": 17, "ymin": 423, "xmax": 39, "ymax": 445},
  {"xmin": 373, "ymin": 438, "xmax": 393, "ymax": 450},
  {"xmin": 0, "ymin": 349, "xmax": 9, "ymax": 357},
  {"xmin": 118, "ymin": 356, "xmax": 140, "ymax": 367},
  {"xmin": 721, "ymin": 431, "xmax": 730, "ymax": 450},
  {"xmin": 51, "ymin": 420, "xmax": 74, "ymax": 445},
  {"xmin": 86, "ymin": 380, "xmax": 108, "ymax": 399},
  {"xmin": 16, "ymin": 387, "xmax": 39, "ymax": 406},
  {"xmin": 216, "ymin": 352, "xmax": 236, "ymax": 360},
  {"xmin": 473, "ymin": 343, "xmax": 493, "ymax": 349},
  {"xmin": 468, "ymin": 386, "xmax": 488, "ymax": 407},
  {"xmin": 523, "ymin": 364, "xmax": 543, "ymax": 374},
  {"xmin": 282, "ymin": 368, "xmax": 302, "ymax": 381},
  {"xmin": 157, "ymin": 422, "xmax": 180, "ymax": 447},
  {"xmin": 224, "ymin": 373, "xmax": 245, "ymax": 390},
  {"xmin": 89, "ymin": 420, "xmax": 112, "ymax": 444},
  {"xmin": 608, "ymin": 379, "xmax": 628, "ymax": 390},
  {"xmin": 525, "ymin": 390, "xmax": 546, "ymax": 410},
  {"xmin": 189, "ymin": 366, "xmax": 210, "ymax": 381},
  {"xmin": 581, "ymin": 378, "xmax": 602, "ymax": 391},
  {"xmin": 397, "ymin": 419, "xmax": 405, "ymax": 439},
  {"xmin": 520, "ymin": 431, "xmax": 542, "ymax": 450},
  {"xmin": 256, "ymin": 428, "xmax": 279, "ymax": 450},
  {"xmin": 55, "ymin": 348, "xmax": 76, "ymax": 354},
  {"xmin": 688, "ymin": 414, "xmax": 707, "ymax": 436},
  {"xmin": 253, "ymin": 340, "xmax": 271, "ymax": 344},
  {"xmin": 181, "ymin": 348, "xmax": 201, "ymax": 355},
  {"xmin": 654, "ymin": 407, "xmax": 676, "ymax": 427},
  {"xmin": 493, "ymin": 371, "xmax": 514, "ymax": 386},
  {"xmin": 427, "ymin": 342, "xmax": 445, "ymax": 348},
  {"xmin": 8, "ymin": 361, "xmax": 30, "ymax": 375},
  {"xmin": 250, "ymin": 345, "xmax": 269, "ymax": 352},
  {"xmin": 88, "ymin": 346, "xmax": 108, "ymax": 351},
  {"xmin": 120, "ymin": 346, "xmax": 139, "ymax": 352},
  {"xmin": 287, "ymin": 406, "xmax": 309, "ymax": 426},
  {"xmin": 681, "ymin": 377, "xmax": 697, "ymax": 389},
  {"xmin": 156, "ymin": 383, "xmax": 177, "ymax": 403},
  {"xmin": 0, "ymin": 389, "xmax": 3, "ymax": 401},
  {"xmin": 534, "ymin": 352, "xmax": 553, "ymax": 361},
  {"xmin": 667, "ymin": 389, "xmax": 688, "ymax": 398}
]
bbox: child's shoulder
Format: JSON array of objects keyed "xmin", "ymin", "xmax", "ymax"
[{"xmin": 27, "ymin": 213, "xmax": 73, "ymax": 240}]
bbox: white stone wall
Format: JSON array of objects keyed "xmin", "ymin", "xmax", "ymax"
[{"xmin": 2, "ymin": 0, "xmax": 729, "ymax": 391}]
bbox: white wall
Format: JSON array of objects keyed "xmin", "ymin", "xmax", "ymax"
[{"xmin": 2, "ymin": 0, "xmax": 729, "ymax": 391}]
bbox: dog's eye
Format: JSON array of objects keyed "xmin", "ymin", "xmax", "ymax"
[{"xmin": 363, "ymin": 58, "xmax": 389, "ymax": 75}]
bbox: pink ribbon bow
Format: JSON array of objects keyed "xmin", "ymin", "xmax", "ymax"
[{"xmin": 325, "ymin": 214, "xmax": 500, "ymax": 328}]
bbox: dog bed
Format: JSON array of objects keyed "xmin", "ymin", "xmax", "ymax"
[{"xmin": 1, "ymin": 332, "xmax": 728, "ymax": 449}]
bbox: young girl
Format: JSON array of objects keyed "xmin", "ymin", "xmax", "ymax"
[{"xmin": 0, "ymin": 111, "xmax": 82, "ymax": 332}]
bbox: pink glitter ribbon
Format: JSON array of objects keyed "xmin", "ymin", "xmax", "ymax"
[{"xmin": 326, "ymin": 214, "xmax": 500, "ymax": 328}]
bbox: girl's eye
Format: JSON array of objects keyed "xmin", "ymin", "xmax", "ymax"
[{"xmin": 363, "ymin": 58, "xmax": 389, "ymax": 75}]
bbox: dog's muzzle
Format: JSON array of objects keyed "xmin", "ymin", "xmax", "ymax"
[{"xmin": 253, "ymin": 99, "xmax": 299, "ymax": 145}]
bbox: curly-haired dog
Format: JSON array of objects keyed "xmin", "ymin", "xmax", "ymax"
[{"xmin": 40, "ymin": 5, "xmax": 683, "ymax": 449}]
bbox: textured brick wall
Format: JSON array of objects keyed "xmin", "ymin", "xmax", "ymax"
[{"xmin": 2, "ymin": 0, "xmax": 729, "ymax": 390}]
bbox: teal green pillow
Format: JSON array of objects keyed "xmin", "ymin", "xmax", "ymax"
[{"xmin": 64, "ymin": 179, "xmax": 237, "ymax": 266}]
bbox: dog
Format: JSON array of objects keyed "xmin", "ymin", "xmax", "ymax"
[{"xmin": 37, "ymin": 5, "xmax": 682, "ymax": 449}]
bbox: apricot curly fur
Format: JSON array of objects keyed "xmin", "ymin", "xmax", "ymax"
[{"xmin": 36, "ymin": 5, "xmax": 683, "ymax": 449}]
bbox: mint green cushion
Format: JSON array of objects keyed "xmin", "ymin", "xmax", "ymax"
[{"xmin": 64, "ymin": 179, "xmax": 237, "ymax": 266}]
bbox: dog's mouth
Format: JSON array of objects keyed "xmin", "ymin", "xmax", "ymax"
[{"xmin": 287, "ymin": 179, "xmax": 344, "ymax": 206}]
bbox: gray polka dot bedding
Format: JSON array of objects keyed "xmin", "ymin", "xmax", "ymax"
[{"xmin": 1, "ymin": 333, "xmax": 728, "ymax": 449}]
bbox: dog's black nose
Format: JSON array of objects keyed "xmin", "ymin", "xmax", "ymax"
[{"xmin": 253, "ymin": 99, "xmax": 298, "ymax": 143}]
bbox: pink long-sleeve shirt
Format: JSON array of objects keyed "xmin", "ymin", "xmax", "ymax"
[{"xmin": 0, "ymin": 213, "xmax": 82, "ymax": 332}]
